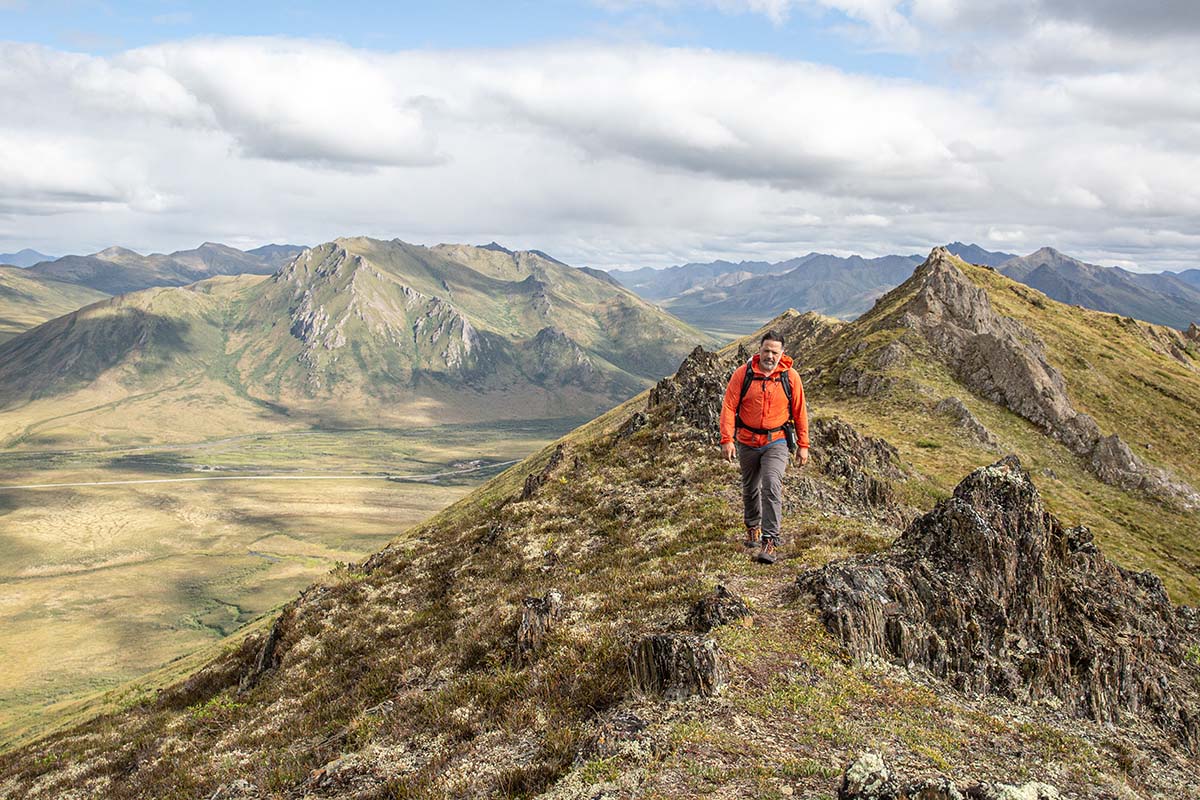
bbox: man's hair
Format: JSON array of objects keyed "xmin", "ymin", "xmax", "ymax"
[{"xmin": 760, "ymin": 330, "xmax": 785, "ymax": 348}]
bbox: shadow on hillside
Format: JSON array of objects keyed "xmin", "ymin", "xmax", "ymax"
[{"xmin": 0, "ymin": 309, "xmax": 196, "ymax": 406}]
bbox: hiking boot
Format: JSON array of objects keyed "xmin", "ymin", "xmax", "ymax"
[
  {"xmin": 755, "ymin": 539, "xmax": 778, "ymax": 565},
  {"xmin": 743, "ymin": 526, "xmax": 761, "ymax": 548}
]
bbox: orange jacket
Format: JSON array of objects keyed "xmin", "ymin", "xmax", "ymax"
[{"xmin": 719, "ymin": 354, "xmax": 810, "ymax": 449}]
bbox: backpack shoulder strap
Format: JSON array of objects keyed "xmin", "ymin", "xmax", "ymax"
[{"xmin": 738, "ymin": 360, "xmax": 755, "ymax": 404}]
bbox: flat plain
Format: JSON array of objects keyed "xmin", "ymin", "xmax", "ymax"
[{"xmin": 0, "ymin": 419, "xmax": 585, "ymax": 747}]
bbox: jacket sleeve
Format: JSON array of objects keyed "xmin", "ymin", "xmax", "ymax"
[
  {"xmin": 790, "ymin": 369, "xmax": 809, "ymax": 448},
  {"xmin": 719, "ymin": 365, "xmax": 745, "ymax": 444}
]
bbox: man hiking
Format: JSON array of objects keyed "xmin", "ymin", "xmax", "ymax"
[{"xmin": 719, "ymin": 330, "xmax": 809, "ymax": 564}]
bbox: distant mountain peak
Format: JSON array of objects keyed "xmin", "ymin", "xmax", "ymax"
[
  {"xmin": 95, "ymin": 245, "xmax": 141, "ymax": 258},
  {"xmin": 479, "ymin": 241, "xmax": 514, "ymax": 254}
]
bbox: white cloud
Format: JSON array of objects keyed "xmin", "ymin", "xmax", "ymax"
[{"xmin": 1, "ymin": 35, "xmax": 1199, "ymax": 271}]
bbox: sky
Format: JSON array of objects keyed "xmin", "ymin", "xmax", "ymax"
[{"xmin": 1, "ymin": 1, "xmax": 1198, "ymax": 272}]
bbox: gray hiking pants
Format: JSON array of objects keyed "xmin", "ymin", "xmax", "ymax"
[{"xmin": 737, "ymin": 441, "xmax": 789, "ymax": 544}]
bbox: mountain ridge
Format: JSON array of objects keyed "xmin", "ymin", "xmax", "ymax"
[
  {"xmin": 2, "ymin": 249, "xmax": 1197, "ymax": 797},
  {"xmin": 0, "ymin": 238, "xmax": 717, "ymax": 446},
  {"xmin": 26, "ymin": 242, "xmax": 306, "ymax": 295},
  {"xmin": 613, "ymin": 243, "xmax": 1200, "ymax": 334}
]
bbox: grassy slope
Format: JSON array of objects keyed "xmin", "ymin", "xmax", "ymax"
[
  {"xmin": 2, "ymin": 255, "xmax": 1197, "ymax": 798},
  {"xmin": 0, "ymin": 267, "xmax": 109, "ymax": 343}
]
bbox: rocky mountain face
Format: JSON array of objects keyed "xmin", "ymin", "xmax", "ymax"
[
  {"xmin": 1000, "ymin": 247, "xmax": 1200, "ymax": 330},
  {"xmin": 2, "ymin": 250, "xmax": 1197, "ymax": 798},
  {"xmin": 26, "ymin": 242, "xmax": 304, "ymax": 295},
  {"xmin": 892, "ymin": 249, "xmax": 1200, "ymax": 509},
  {"xmin": 229, "ymin": 238, "xmax": 713, "ymax": 417}
]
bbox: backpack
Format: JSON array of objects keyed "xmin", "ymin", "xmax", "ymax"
[{"xmin": 734, "ymin": 359, "xmax": 797, "ymax": 449}]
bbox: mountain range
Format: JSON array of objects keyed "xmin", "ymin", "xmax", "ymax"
[
  {"xmin": 1001, "ymin": 247, "xmax": 1200, "ymax": 329},
  {"xmin": 3, "ymin": 248, "xmax": 1197, "ymax": 797},
  {"xmin": 613, "ymin": 241, "xmax": 1200, "ymax": 333},
  {"xmin": 0, "ymin": 238, "xmax": 716, "ymax": 447},
  {"xmin": 0, "ymin": 249, "xmax": 53, "ymax": 268},
  {"xmin": 23, "ymin": 242, "xmax": 305, "ymax": 295},
  {"xmin": 0, "ymin": 266, "xmax": 108, "ymax": 343}
]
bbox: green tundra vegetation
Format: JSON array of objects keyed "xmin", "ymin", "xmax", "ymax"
[
  {"xmin": 0, "ymin": 239, "xmax": 713, "ymax": 749},
  {"xmin": 0, "ymin": 251, "xmax": 1196, "ymax": 798}
]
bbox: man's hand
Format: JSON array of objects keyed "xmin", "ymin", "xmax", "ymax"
[
  {"xmin": 796, "ymin": 446, "xmax": 809, "ymax": 467},
  {"xmin": 721, "ymin": 442, "xmax": 736, "ymax": 463}
]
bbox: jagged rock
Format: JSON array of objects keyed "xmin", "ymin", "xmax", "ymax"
[
  {"xmin": 809, "ymin": 417, "xmax": 909, "ymax": 522},
  {"xmin": 521, "ymin": 444, "xmax": 567, "ymax": 500},
  {"xmin": 615, "ymin": 411, "xmax": 648, "ymax": 440},
  {"xmin": 517, "ymin": 589, "xmax": 563, "ymax": 657},
  {"xmin": 627, "ymin": 634, "xmax": 727, "ymax": 700},
  {"xmin": 1185, "ymin": 322, "xmax": 1200, "ymax": 343},
  {"xmin": 687, "ymin": 584, "xmax": 752, "ymax": 632},
  {"xmin": 839, "ymin": 365, "xmax": 895, "ymax": 397},
  {"xmin": 238, "ymin": 610, "xmax": 289, "ymax": 694},
  {"xmin": 775, "ymin": 310, "xmax": 844, "ymax": 362},
  {"xmin": 934, "ymin": 397, "xmax": 999, "ymax": 447},
  {"xmin": 647, "ymin": 345, "xmax": 733, "ymax": 437},
  {"xmin": 838, "ymin": 754, "xmax": 1059, "ymax": 800},
  {"xmin": 1090, "ymin": 434, "xmax": 1200, "ymax": 511},
  {"xmin": 528, "ymin": 326, "xmax": 595, "ymax": 384},
  {"xmin": 874, "ymin": 341, "xmax": 908, "ymax": 369},
  {"xmin": 800, "ymin": 456, "xmax": 1200, "ymax": 752}
]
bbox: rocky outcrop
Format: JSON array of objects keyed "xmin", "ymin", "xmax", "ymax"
[
  {"xmin": 237, "ymin": 609, "xmax": 292, "ymax": 694},
  {"xmin": 687, "ymin": 585, "xmax": 752, "ymax": 632},
  {"xmin": 810, "ymin": 417, "xmax": 910, "ymax": 524},
  {"xmin": 516, "ymin": 589, "xmax": 563, "ymax": 658},
  {"xmin": 412, "ymin": 296, "xmax": 479, "ymax": 370},
  {"xmin": 1091, "ymin": 435, "xmax": 1200, "ymax": 509},
  {"xmin": 934, "ymin": 396, "xmax": 999, "ymax": 447},
  {"xmin": 901, "ymin": 248, "xmax": 1198, "ymax": 509},
  {"xmin": 901, "ymin": 249, "xmax": 1099, "ymax": 455},
  {"xmin": 615, "ymin": 410, "xmax": 648, "ymax": 440},
  {"xmin": 838, "ymin": 753, "xmax": 1060, "ymax": 800},
  {"xmin": 647, "ymin": 345, "xmax": 733, "ymax": 438},
  {"xmin": 526, "ymin": 327, "xmax": 596, "ymax": 385},
  {"xmin": 520, "ymin": 444, "xmax": 567, "ymax": 500},
  {"xmin": 627, "ymin": 634, "xmax": 727, "ymax": 700},
  {"xmin": 800, "ymin": 456, "xmax": 1200, "ymax": 752},
  {"xmin": 1186, "ymin": 323, "xmax": 1200, "ymax": 343}
]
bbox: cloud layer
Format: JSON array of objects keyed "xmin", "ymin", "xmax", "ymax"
[{"xmin": 1, "ymin": 18, "xmax": 1198, "ymax": 271}]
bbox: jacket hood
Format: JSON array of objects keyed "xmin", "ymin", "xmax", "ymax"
[{"xmin": 750, "ymin": 353, "xmax": 794, "ymax": 377}]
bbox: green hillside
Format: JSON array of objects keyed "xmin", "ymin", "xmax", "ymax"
[
  {"xmin": 0, "ymin": 240, "xmax": 716, "ymax": 448},
  {"xmin": 2, "ymin": 249, "xmax": 1196, "ymax": 798},
  {"xmin": 0, "ymin": 266, "xmax": 109, "ymax": 343}
]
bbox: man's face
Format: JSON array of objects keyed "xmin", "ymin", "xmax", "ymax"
[{"xmin": 758, "ymin": 339, "xmax": 784, "ymax": 372}]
